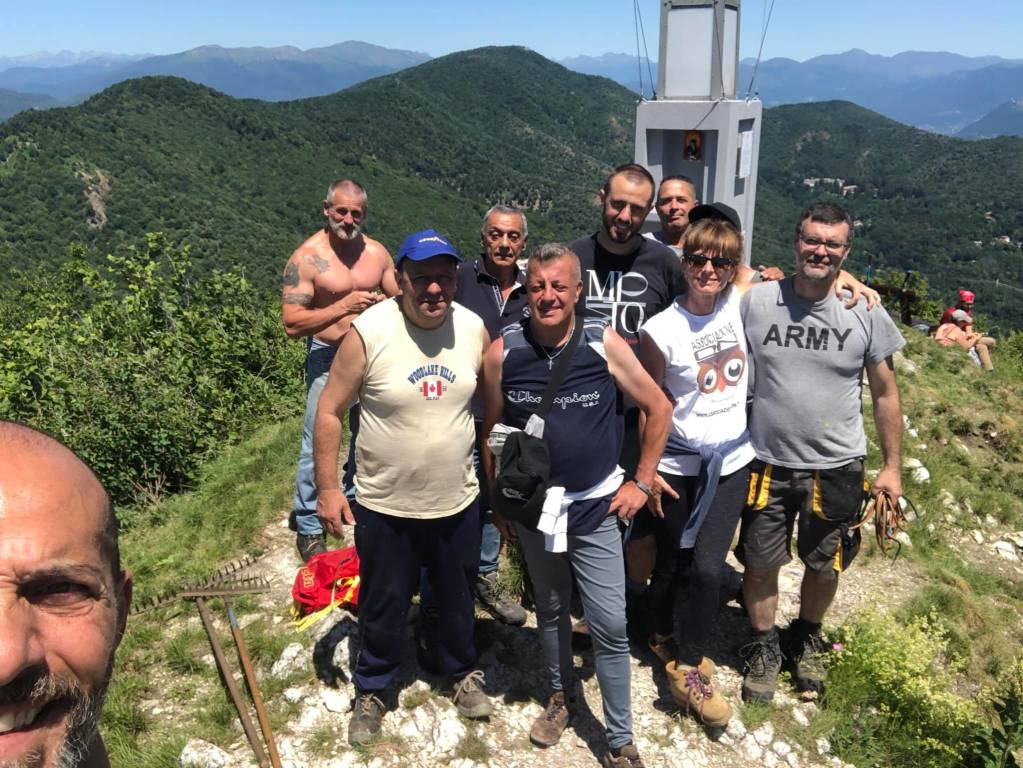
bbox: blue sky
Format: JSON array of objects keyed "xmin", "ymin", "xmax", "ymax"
[{"xmin": 3, "ymin": 0, "xmax": 1021, "ymax": 62}]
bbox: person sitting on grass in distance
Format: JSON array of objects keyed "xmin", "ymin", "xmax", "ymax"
[{"xmin": 933, "ymin": 308, "xmax": 996, "ymax": 372}]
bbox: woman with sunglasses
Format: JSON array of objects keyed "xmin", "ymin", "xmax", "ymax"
[{"xmin": 635, "ymin": 207, "xmax": 871, "ymax": 730}]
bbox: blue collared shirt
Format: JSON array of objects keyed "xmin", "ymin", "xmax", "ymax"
[{"xmin": 454, "ymin": 258, "xmax": 530, "ymax": 342}]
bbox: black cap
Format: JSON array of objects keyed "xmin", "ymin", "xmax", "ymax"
[{"xmin": 688, "ymin": 202, "xmax": 742, "ymax": 230}]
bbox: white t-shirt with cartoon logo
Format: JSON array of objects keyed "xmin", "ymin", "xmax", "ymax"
[{"xmin": 640, "ymin": 287, "xmax": 755, "ymax": 477}]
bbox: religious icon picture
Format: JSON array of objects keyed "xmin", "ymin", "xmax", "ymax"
[{"xmin": 684, "ymin": 130, "xmax": 703, "ymax": 161}]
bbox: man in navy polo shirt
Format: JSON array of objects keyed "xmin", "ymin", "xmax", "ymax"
[{"xmin": 451, "ymin": 205, "xmax": 531, "ymax": 625}]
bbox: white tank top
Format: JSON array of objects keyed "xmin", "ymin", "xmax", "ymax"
[{"xmin": 351, "ymin": 298, "xmax": 484, "ymax": 517}]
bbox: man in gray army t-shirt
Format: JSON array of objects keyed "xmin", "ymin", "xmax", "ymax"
[{"xmin": 736, "ymin": 202, "xmax": 905, "ymax": 703}]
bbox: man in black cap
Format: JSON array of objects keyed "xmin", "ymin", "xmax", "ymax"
[{"xmin": 314, "ymin": 229, "xmax": 492, "ymax": 745}]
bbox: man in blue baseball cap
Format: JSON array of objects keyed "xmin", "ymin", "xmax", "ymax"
[{"xmin": 313, "ymin": 229, "xmax": 494, "ymax": 745}]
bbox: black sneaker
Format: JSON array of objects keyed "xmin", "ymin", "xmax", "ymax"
[
  {"xmin": 452, "ymin": 670, "xmax": 492, "ymax": 719},
  {"xmin": 784, "ymin": 621, "xmax": 828, "ymax": 694},
  {"xmin": 475, "ymin": 573, "xmax": 526, "ymax": 626},
  {"xmin": 348, "ymin": 692, "xmax": 386, "ymax": 746},
  {"xmin": 296, "ymin": 532, "xmax": 327, "ymax": 563},
  {"xmin": 739, "ymin": 628, "xmax": 783, "ymax": 703}
]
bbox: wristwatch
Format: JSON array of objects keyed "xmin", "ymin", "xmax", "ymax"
[{"xmin": 633, "ymin": 479, "xmax": 655, "ymax": 497}]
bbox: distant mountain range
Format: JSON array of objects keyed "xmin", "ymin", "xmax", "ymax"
[
  {"xmin": 0, "ymin": 41, "xmax": 429, "ymax": 106},
  {"xmin": 5, "ymin": 44, "xmax": 1021, "ymax": 139},
  {"xmin": 957, "ymin": 99, "xmax": 1023, "ymax": 139},
  {"xmin": 0, "ymin": 51, "xmax": 146, "ymax": 72},
  {"xmin": 559, "ymin": 48, "xmax": 1023, "ymax": 137},
  {"xmin": 0, "ymin": 88, "xmax": 60, "ymax": 121},
  {"xmin": 2, "ymin": 47, "xmax": 1021, "ymax": 327}
]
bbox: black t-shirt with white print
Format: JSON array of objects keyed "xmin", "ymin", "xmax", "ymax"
[{"xmin": 569, "ymin": 233, "xmax": 685, "ymax": 350}]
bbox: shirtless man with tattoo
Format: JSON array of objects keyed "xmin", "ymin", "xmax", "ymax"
[{"xmin": 282, "ymin": 178, "xmax": 400, "ymax": 561}]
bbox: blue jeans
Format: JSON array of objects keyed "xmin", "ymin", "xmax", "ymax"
[
  {"xmin": 292, "ymin": 339, "xmax": 358, "ymax": 536},
  {"xmin": 515, "ymin": 512, "xmax": 632, "ymax": 750}
]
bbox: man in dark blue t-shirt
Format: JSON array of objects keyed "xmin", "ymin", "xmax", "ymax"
[{"xmin": 447, "ymin": 205, "xmax": 532, "ymax": 625}]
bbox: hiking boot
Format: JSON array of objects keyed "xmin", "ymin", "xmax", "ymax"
[
  {"xmin": 665, "ymin": 657, "xmax": 732, "ymax": 728},
  {"xmin": 475, "ymin": 573, "xmax": 526, "ymax": 626},
  {"xmin": 296, "ymin": 532, "xmax": 327, "ymax": 563},
  {"xmin": 739, "ymin": 628, "xmax": 783, "ymax": 703},
  {"xmin": 602, "ymin": 743, "xmax": 646, "ymax": 768},
  {"xmin": 784, "ymin": 621, "xmax": 828, "ymax": 695},
  {"xmin": 648, "ymin": 633, "xmax": 676, "ymax": 665},
  {"xmin": 529, "ymin": 691, "xmax": 573, "ymax": 747},
  {"xmin": 348, "ymin": 692, "xmax": 386, "ymax": 746},
  {"xmin": 452, "ymin": 670, "xmax": 492, "ymax": 719}
]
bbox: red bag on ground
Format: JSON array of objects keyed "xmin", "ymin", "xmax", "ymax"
[{"xmin": 290, "ymin": 545, "xmax": 361, "ymax": 629}]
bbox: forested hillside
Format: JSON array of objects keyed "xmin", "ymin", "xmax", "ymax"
[{"xmin": 2, "ymin": 46, "xmax": 1022, "ymax": 327}]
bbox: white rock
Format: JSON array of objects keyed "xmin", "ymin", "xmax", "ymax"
[
  {"xmin": 753, "ymin": 722, "xmax": 776, "ymax": 746},
  {"xmin": 297, "ymin": 705, "xmax": 322, "ymax": 729},
  {"xmin": 994, "ymin": 541, "xmax": 1020, "ymax": 561},
  {"xmin": 902, "ymin": 457, "xmax": 923, "ymax": 469},
  {"xmin": 985, "ymin": 514, "xmax": 998, "ymax": 526},
  {"xmin": 726, "ymin": 717, "xmax": 748, "ymax": 741},
  {"xmin": 953, "ymin": 439, "xmax": 971, "ymax": 457},
  {"xmin": 773, "ymin": 740, "xmax": 793, "ymax": 757},
  {"xmin": 178, "ymin": 739, "xmax": 233, "ymax": 768},
  {"xmin": 283, "ymin": 686, "xmax": 305, "ymax": 704},
  {"xmin": 764, "ymin": 752, "xmax": 781, "ymax": 767},
  {"xmin": 817, "ymin": 736, "xmax": 832, "ymax": 755},
  {"xmin": 895, "ymin": 531, "xmax": 913, "ymax": 548},
  {"xmin": 320, "ymin": 687, "xmax": 350, "ymax": 713},
  {"xmin": 430, "ymin": 714, "xmax": 467, "ymax": 756},
  {"xmin": 791, "ymin": 707, "xmax": 810, "ymax": 727},
  {"xmin": 785, "ymin": 752, "xmax": 801, "ymax": 767},
  {"xmin": 902, "ymin": 414, "xmax": 911, "ymax": 428},
  {"xmin": 1009, "ymin": 532, "xmax": 1023, "ymax": 549},
  {"xmin": 927, "ymin": 523, "xmax": 936, "ymax": 533},
  {"xmin": 972, "ymin": 530, "xmax": 985, "ymax": 544},
  {"xmin": 271, "ymin": 643, "xmax": 307, "ymax": 677},
  {"xmin": 911, "ymin": 466, "xmax": 930, "ymax": 484},
  {"xmin": 741, "ymin": 735, "xmax": 763, "ymax": 761},
  {"xmin": 907, "ymin": 427, "xmax": 919, "ymax": 438}
]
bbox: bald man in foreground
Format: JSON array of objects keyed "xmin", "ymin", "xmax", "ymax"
[{"xmin": 0, "ymin": 421, "xmax": 132, "ymax": 768}]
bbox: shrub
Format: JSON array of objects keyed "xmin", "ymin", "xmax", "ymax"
[
  {"xmin": 825, "ymin": 609, "xmax": 984, "ymax": 767},
  {"xmin": 0, "ymin": 233, "xmax": 304, "ymax": 510}
]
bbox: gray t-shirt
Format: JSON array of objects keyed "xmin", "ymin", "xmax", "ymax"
[{"xmin": 740, "ymin": 277, "xmax": 905, "ymax": 469}]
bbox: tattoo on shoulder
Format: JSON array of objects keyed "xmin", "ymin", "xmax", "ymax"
[
  {"xmin": 303, "ymin": 253, "xmax": 331, "ymax": 274},
  {"xmin": 283, "ymin": 292, "xmax": 313, "ymax": 307},
  {"xmin": 283, "ymin": 262, "xmax": 300, "ymax": 288}
]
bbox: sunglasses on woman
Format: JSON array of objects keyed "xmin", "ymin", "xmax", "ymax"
[{"xmin": 683, "ymin": 253, "xmax": 737, "ymax": 269}]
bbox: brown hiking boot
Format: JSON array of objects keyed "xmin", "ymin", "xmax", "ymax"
[
  {"xmin": 665, "ymin": 657, "xmax": 732, "ymax": 728},
  {"xmin": 602, "ymin": 743, "xmax": 646, "ymax": 768},
  {"xmin": 529, "ymin": 691, "xmax": 573, "ymax": 747}
]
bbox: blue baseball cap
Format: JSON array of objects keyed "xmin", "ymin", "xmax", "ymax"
[{"xmin": 395, "ymin": 229, "xmax": 460, "ymax": 267}]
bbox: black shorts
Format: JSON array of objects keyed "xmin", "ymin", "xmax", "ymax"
[{"xmin": 735, "ymin": 459, "xmax": 868, "ymax": 573}]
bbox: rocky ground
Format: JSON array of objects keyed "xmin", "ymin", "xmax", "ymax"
[
  {"xmin": 171, "ymin": 384, "xmax": 1023, "ymax": 768},
  {"xmin": 173, "ymin": 511, "xmax": 938, "ymax": 768}
]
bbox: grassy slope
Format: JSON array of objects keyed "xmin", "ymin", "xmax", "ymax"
[{"xmin": 102, "ymin": 330, "xmax": 1023, "ymax": 766}]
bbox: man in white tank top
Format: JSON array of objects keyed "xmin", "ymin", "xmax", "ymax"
[{"xmin": 313, "ymin": 229, "xmax": 492, "ymax": 746}]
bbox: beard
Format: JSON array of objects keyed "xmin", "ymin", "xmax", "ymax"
[
  {"xmin": 0, "ymin": 668, "xmax": 110, "ymax": 768},
  {"xmin": 327, "ymin": 218, "xmax": 362, "ymax": 241}
]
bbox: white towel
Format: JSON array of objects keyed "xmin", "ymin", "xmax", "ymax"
[{"xmin": 536, "ymin": 466, "xmax": 625, "ymax": 552}]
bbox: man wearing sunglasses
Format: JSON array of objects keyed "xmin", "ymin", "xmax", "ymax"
[{"xmin": 736, "ymin": 202, "xmax": 905, "ymax": 704}]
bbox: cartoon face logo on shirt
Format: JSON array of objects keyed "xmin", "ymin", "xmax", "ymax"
[{"xmin": 695, "ymin": 344, "xmax": 746, "ymax": 394}]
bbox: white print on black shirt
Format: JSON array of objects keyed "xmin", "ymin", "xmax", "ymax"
[
  {"xmin": 586, "ymin": 270, "xmax": 651, "ymax": 338},
  {"xmin": 506, "ymin": 389, "xmax": 602, "ymax": 410}
]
